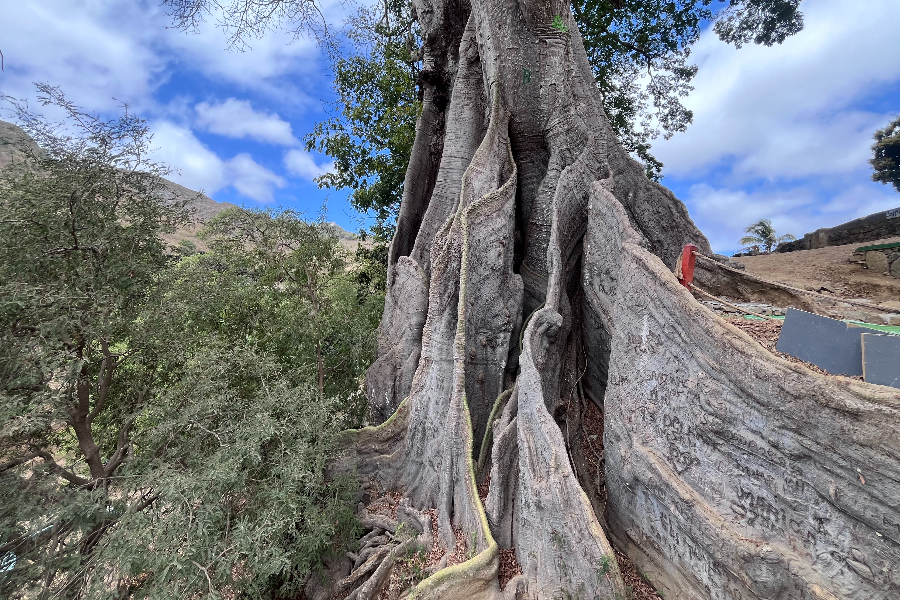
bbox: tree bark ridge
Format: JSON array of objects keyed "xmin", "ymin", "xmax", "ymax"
[{"xmin": 348, "ymin": 0, "xmax": 900, "ymax": 598}]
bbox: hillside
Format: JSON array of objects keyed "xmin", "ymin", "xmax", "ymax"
[
  {"xmin": 737, "ymin": 236, "xmax": 900, "ymax": 315},
  {"xmin": 0, "ymin": 120, "xmax": 44, "ymax": 170},
  {"xmin": 0, "ymin": 119, "xmax": 358, "ymax": 249}
]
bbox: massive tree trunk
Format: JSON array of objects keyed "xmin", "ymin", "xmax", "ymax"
[{"xmin": 333, "ymin": 0, "xmax": 900, "ymax": 598}]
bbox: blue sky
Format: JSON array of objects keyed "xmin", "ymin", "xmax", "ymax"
[{"xmin": 1, "ymin": 0, "xmax": 898, "ymax": 253}]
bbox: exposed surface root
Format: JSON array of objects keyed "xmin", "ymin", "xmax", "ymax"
[
  {"xmin": 613, "ymin": 550, "xmax": 662, "ymax": 600},
  {"xmin": 496, "ymin": 549, "xmax": 522, "ymax": 590},
  {"xmin": 337, "ymin": 493, "xmax": 438, "ymax": 600},
  {"xmin": 378, "ymin": 543, "xmax": 429, "ymax": 600}
]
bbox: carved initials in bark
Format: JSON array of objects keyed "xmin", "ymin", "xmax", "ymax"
[{"xmin": 338, "ymin": 0, "xmax": 900, "ymax": 597}]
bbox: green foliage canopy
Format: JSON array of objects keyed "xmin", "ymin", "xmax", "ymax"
[
  {"xmin": 0, "ymin": 88, "xmax": 381, "ymax": 599},
  {"xmin": 0, "ymin": 84, "xmax": 193, "ymax": 598},
  {"xmin": 304, "ymin": 0, "xmax": 420, "ymax": 241},
  {"xmin": 870, "ymin": 115, "xmax": 900, "ymax": 193}
]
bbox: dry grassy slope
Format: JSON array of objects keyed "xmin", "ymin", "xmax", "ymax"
[
  {"xmin": 0, "ymin": 119, "xmax": 359, "ymax": 250},
  {"xmin": 738, "ymin": 236, "xmax": 900, "ymax": 313},
  {"xmin": 154, "ymin": 180, "xmax": 238, "ymax": 251}
]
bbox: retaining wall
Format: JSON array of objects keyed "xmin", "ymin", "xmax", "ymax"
[
  {"xmin": 777, "ymin": 206, "xmax": 900, "ymax": 252},
  {"xmin": 859, "ymin": 244, "xmax": 900, "ymax": 279}
]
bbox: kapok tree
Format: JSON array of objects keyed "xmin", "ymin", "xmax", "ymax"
[
  {"xmin": 167, "ymin": 0, "xmax": 900, "ymax": 598},
  {"xmin": 348, "ymin": 1, "xmax": 900, "ymax": 598}
]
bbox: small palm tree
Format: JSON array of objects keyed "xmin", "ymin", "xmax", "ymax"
[{"xmin": 739, "ymin": 219, "xmax": 796, "ymax": 254}]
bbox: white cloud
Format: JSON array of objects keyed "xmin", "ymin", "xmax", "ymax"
[
  {"xmin": 151, "ymin": 121, "xmax": 228, "ymax": 193},
  {"xmin": 284, "ymin": 149, "xmax": 333, "ymax": 181},
  {"xmin": 163, "ymin": 20, "xmax": 321, "ymax": 104},
  {"xmin": 654, "ymin": 0, "xmax": 900, "ymax": 181},
  {"xmin": 0, "ymin": 0, "xmax": 329, "ymax": 117},
  {"xmin": 684, "ymin": 181, "xmax": 900, "ymax": 254},
  {"xmin": 195, "ymin": 98, "xmax": 297, "ymax": 145},
  {"xmin": 150, "ymin": 121, "xmax": 285, "ymax": 202},
  {"xmin": 0, "ymin": 0, "xmax": 169, "ymax": 114},
  {"xmin": 228, "ymin": 153, "xmax": 287, "ymax": 202}
]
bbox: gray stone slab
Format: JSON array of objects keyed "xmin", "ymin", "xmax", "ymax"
[
  {"xmin": 776, "ymin": 308, "xmax": 883, "ymax": 376},
  {"xmin": 861, "ymin": 333, "xmax": 900, "ymax": 389}
]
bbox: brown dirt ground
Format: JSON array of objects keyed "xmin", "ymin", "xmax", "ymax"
[
  {"xmin": 737, "ymin": 236, "xmax": 900, "ymax": 309},
  {"xmin": 497, "ymin": 549, "xmax": 523, "ymax": 589},
  {"xmin": 614, "ymin": 549, "xmax": 663, "ymax": 599}
]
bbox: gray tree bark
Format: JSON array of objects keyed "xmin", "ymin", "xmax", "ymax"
[{"xmin": 335, "ymin": 0, "xmax": 900, "ymax": 598}]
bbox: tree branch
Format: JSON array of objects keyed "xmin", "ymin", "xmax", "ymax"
[
  {"xmin": 69, "ymin": 363, "xmax": 106, "ymax": 480},
  {"xmin": 87, "ymin": 339, "xmax": 115, "ymax": 426},
  {"xmin": 104, "ymin": 416, "xmax": 136, "ymax": 477},
  {"xmin": 35, "ymin": 450, "xmax": 92, "ymax": 487},
  {"xmin": 0, "ymin": 451, "xmax": 40, "ymax": 473}
]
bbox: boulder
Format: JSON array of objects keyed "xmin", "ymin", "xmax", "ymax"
[{"xmin": 866, "ymin": 250, "xmax": 890, "ymax": 275}]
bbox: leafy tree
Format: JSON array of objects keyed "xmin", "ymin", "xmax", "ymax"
[
  {"xmin": 0, "ymin": 84, "xmax": 192, "ymax": 598},
  {"xmin": 870, "ymin": 115, "xmax": 900, "ymax": 193},
  {"xmin": 194, "ymin": 206, "xmax": 383, "ymax": 413},
  {"xmin": 0, "ymin": 90, "xmax": 379, "ymax": 598},
  {"xmin": 87, "ymin": 208, "xmax": 378, "ymax": 600},
  {"xmin": 98, "ymin": 208, "xmax": 380, "ymax": 599},
  {"xmin": 739, "ymin": 218, "xmax": 796, "ymax": 253},
  {"xmin": 92, "ymin": 345, "xmax": 360, "ymax": 600},
  {"xmin": 303, "ymin": 0, "xmax": 420, "ymax": 241}
]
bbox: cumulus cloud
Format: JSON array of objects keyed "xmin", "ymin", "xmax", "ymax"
[
  {"xmin": 228, "ymin": 153, "xmax": 287, "ymax": 202},
  {"xmin": 0, "ymin": 0, "xmax": 169, "ymax": 114},
  {"xmin": 150, "ymin": 121, "xmax": 285, "ymax": 202},
  {"xmin": 654, "ymin": 0, "xmax": 900, "ymax": 181},
  {"xmin": 284, "ymin": 149, "xmax": 333, "ymax": 181},
  {"xmin": 683, "ymin": 182, "xmax": 900, "ymax": 254},
  {"xmin": 646, "ymin": 0, "xmax": 900, "ymax": 255},
  {"xmin": 195, "ymin": 99, "xmax": 297, "ymax": 146},
  {"xmin": 0, "ymin": 0, "xmax": 327, "ymax": 116},
  {"xmin": 151, "ymin": 121, "xmax": 229, "ymax": 193},
  {"xmin": 162, "ymin": 18, "xmax": 321, "ymax": 105}
]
